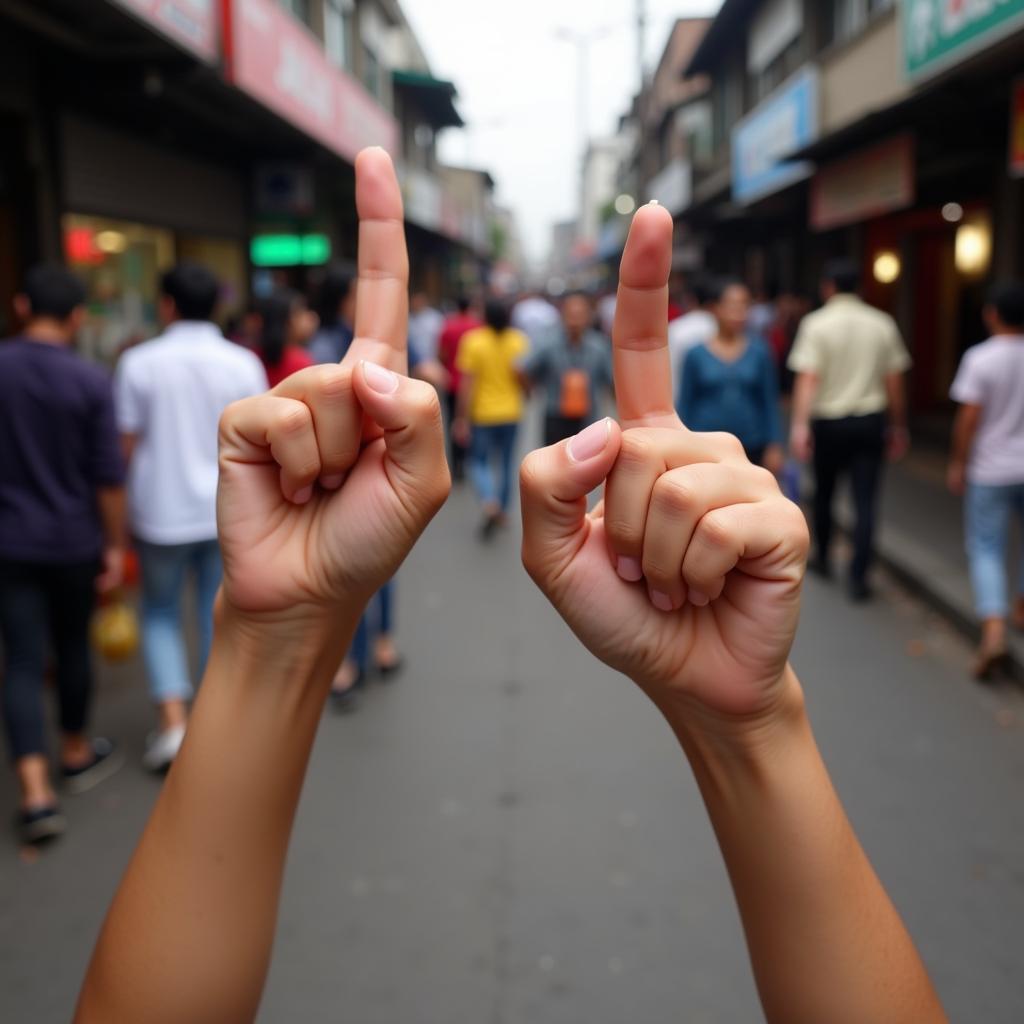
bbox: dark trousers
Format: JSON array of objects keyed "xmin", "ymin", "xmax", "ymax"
[
  {"xmin": 0, "ymin": 559, "xmax": 98, "ymax": 761},
  {"xmin": 812, "ymin": 413, "xmax": 886, "ymax": 584},
  {"xmin": 444, "ymin": 390, "xmax": 467, "ymax": 480},
  {"xmin": 544, "ymin": 415, "xmax": 587, "ymax": 448}
]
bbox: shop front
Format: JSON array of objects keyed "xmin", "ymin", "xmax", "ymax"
[{"xmin": 60, "ymin": 115, "xmax": 248, "ymax": 362}]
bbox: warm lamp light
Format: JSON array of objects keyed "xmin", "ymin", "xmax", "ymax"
[
  {"xmin": 872, "ymin": 251, "xmax": 901, "ymax": 284},
  {"xmin": 955, "ymin": 219, "xmax": 992, "ymax": 277}
]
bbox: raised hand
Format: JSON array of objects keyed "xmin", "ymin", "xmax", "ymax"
[
  {"xmin": 520, "ymin": 204, "xmax": 808, "ymax": 719},
  {"xmin": 217, "ymin": 149, "xmax": 449, "ymax": 623}
]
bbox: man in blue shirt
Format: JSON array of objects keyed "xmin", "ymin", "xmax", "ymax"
[
  {"xmin": 0, "ymin": 265, "xmax": 126, "ymax": 843},
  {"xmin": 522, "ymin": 291, "xmax": 614, "ymax": 446}
]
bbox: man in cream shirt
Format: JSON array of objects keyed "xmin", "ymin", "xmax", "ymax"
[{"xmin": 788, "ymin": 260, "xmax": 911, "ymax": 601}]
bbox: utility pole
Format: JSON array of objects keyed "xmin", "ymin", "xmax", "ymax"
[{"xmin": 636, "ymin": 0, "xmax": 647, "ymax": 91}]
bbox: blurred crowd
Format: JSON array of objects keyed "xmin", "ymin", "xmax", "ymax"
[{"xmin": 3, "ymin": 255, "xmax": 1024, "ymax": 845}]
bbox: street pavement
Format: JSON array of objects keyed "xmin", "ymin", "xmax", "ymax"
[{"xmin": 3, "ymin": 437, "xmax": 1024, "ymax": 1023}]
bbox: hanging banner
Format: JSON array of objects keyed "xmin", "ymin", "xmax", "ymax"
[
  {"xmin": 109, "ymin": 0, "xmax": 217, "ymax": 61},
  {"xmin": 903, "ymin": 0, "xmax": 1024, "ymax": 82}
]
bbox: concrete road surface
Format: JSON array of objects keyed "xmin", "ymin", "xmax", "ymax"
[{"xmin": 2, "ymin": 466, "xmax": 1024, "ymax": 1023}]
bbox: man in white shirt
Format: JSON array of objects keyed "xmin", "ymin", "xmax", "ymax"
[
  {"xmin": 788, "ymin": 260, "xmax": 911, "ymax": 601},
  {"xmin": 948, "ymin": 281, "xmax": 1024, "ymax": 679},
  {"xmin": 115, "ymin": 263, "xmax": 268, "ymax": 769},
  {"xmin": 512, "ymin": 291, "xmax": 560, "ymax": 347},
  {"xmin": 408, "ymin": 292, "xmax": 444, "ymax": 363},
  {"xmin": 668, "ymin": 276, "xmax": 718, "ymax": 405}
]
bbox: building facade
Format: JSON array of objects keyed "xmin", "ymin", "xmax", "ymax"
[
  {"xmin": 680, "ymin": 0, "xmax": 1024, "ymax": 412},
  {"xmin": 0, "ymin": 0, "xmax": 497, "ymax": 352}
]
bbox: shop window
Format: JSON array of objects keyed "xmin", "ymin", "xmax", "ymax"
[
  {"xmin": 62, "ymin": 214, "xmax": 175, "ymax": 364},
  {"xmin": 325, "ymin": 0, "xmax": 354, "ymax": 70},
  {"xmin": 749, "ymin": 36, "xmax": 802, "ymax": 105},
  {"xmin": 362, "ymin": 42, "xmax": 382, "ymax": 99},
  {"xmin": 823, "ymin": 0, "xmax": 894, "ymax": 49},
  {"xmin": 278, "ymin": 0, "xmax": 311, "ymax": 26}
]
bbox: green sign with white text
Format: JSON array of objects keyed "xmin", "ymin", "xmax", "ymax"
[{"xmin": 903, "ymin": 0, "xmax": 1024, "ymax": 80}]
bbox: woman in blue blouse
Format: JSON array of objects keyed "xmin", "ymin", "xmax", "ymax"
[{"xmin": 678, "ymin": 279, "xmax": 784, "ymax": 474}]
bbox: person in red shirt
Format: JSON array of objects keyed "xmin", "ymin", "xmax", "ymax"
[
  {"xmin": 438, "ymin": 296, "xmax": 482, "ymax": 481},
  {"xmin": 255, "ymin": 288, "xmax": 318, "ymax": 388}
]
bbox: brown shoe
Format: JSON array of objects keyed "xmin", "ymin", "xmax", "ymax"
[{"xmin": 972, "ymin": 645, "xmax": 1011, "ymax": 681}]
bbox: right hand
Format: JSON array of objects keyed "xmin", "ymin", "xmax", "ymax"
[
  {"xmin": 790, "ymin": 423, "xmax": 813, "ymax": 463},
  {"xmin": 521, "ymin": 204, "xmax": 808, "ymax": 723},
  {"xmin": 947, "ymin": 461, "xmax": 966, "ymax": 496},
  {"xmin": 216, "ymin": 149, "xmax": 450, "ymax": 625}
]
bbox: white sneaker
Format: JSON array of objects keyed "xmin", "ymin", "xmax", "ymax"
[{"xmin": 142, "ymin": 725, "xmax": 186, "ymax": 773}]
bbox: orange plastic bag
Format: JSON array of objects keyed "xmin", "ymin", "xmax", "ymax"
[
  {"xmin": 559, "ymin": 368, "xmax": 591, "ymax": 419},
  {"xmin": 92, "ymin": 598, "xmax": 140, "ymax": 662}
]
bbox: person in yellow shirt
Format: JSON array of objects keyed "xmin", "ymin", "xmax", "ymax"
[{"xmin": 454, "ymin": 299, "xmax": 529, "ymax": 539}]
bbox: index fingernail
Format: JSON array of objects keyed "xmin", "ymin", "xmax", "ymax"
[{"xmin": 566, "ymin": 418, "xmax": 611, "ymax": 464}]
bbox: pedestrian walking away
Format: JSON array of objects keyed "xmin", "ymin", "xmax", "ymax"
[
  {"xmin": 114, "ymin": 263, "xmax": 268, "ymax": 771},
  {"xmin": 522, "ymin": 291, "xmax": 614, "ymax": 447},
  {"xmin": 0, "ymin": 265, "xmax": 126, "ymax": 844},
  {"xmin": 667, "ymin": 275, "xmax": 717, "ymax": 405},
  {"xmin": 253, "ymin": 287, "xmax": 318, "ymax": 387},
  {"xmin": 438, "ymin": 296, "xmax": 482, "ymax": 481},
  {"xmin": 454, "ymin": 298, "xmax": 528, "ymax": 539},
  {"xmin": 788, "ymin": 259, "xmax": 912, "ymax": 602},
  {"xmin": 308, "ymin": 263, "xmax": 356, "ymax": 365},
  {"xmin": 677, "ymin": 278, "xmax": 784, "ymax": 474},
  {"xmin": 948, "ymin": 280, "xmax": 1024, "ymax": 679},
  {"xmin": 74, "ymin": 155, "xmax": 947, "ymax": 1024}
]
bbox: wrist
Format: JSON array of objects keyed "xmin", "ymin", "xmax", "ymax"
[
  {"xmin": 211, "ymin": 595, "xmax": 358, "ymax": 697},
  {"xmin": 658, "ymin": 666, "xmax": 809, "ymax": 774}
]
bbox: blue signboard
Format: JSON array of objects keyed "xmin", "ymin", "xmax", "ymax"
[{"xmin": 732, "ymin": 66, "xmax": 820, "ymax": 205}]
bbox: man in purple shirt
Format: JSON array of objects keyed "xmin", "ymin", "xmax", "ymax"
[{"xmin": 0, "ymin": 265, "xmax": 127, "ymax": 844}]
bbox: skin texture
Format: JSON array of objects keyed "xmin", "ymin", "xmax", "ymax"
[{"xmin": 76, "ymin": 176, "xmax": 946, "ymax": 1024}]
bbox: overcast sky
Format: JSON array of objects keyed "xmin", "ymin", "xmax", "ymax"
[{"xmin": 401, "ymin": 0, "xmax": 722, "ymax": 267}]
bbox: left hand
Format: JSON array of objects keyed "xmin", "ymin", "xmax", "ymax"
[
  {"xmin": 216, "ymin": 150, "xmax": 450, "ymax": 627},
  {"xmin": 96, "ymin": 546, "xmax": 126, "ymax": 594},
  {"xmin": 763, "ymin": 443, "xmax": 785, "ymax": 477},
  {"xmin": 887, "ymin": 426, "xmax": 910, "ymax": 462}
]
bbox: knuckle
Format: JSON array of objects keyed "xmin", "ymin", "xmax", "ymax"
[
  {"xmin": 748, "ymin": 465, "xmax": 779, "ymax": 492},
  {"xmin": 708, "ymin": 432, "xmax": 745, "ymax": 460},
  {"xmin": 696, "ymin": 508, "xmax": 732, "ymax": 550},
  {"xmin": 313, "ymin": 365, "xmax": 354, "ymax": 399},
  {"xmin": 653, "ymin": 471, "xmax": 700, "ymax": 518},
  {"xmin": 617, "ymin": 430, "xmax": 656, "ymax": 469},
  {"xmin": 519, "ymin": 452, "xmax": 544, "ymax": 494},
  {"xmin": 276, "ymin": 405, "xmax": 311, "ymax": 437}
]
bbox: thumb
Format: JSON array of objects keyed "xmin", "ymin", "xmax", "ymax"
[
  {"xmin": 352, "ymin": 360, "xmax": 451, "ymax": 517},
  {"xmin": 520, "ymin": 418, "xmax": 622, "ymax": 586}
]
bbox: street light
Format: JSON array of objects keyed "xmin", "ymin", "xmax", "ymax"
[{"xmin": 553, "ymin": 24, "xmax": 615, "ymax": 167}]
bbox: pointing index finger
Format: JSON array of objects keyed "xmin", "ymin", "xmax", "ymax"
[
  {"xmin": 343, "ymin": 147, "xmax": 410, "ymax": 374},
  {"xmin": 612, "ymin": 202, "xmax": 681, "ymax": 430}
]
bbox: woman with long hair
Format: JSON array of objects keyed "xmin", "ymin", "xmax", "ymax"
[{"xmin": 255, "ymin": 288, "xmax": 318, "ymax": 388}]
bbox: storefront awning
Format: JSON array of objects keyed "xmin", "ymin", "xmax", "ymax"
[{"xmin": 392, "ymin": 70, "xmax": 464, "ymax": 129}]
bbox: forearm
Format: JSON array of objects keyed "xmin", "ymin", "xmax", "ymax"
[
  {"xmin": 664, "ymin": 670, "xmax": 945, "ymax": 1024},
  {"xmin": 885, "ymin": 374, "xmax": 907, "ymax": 431},
  {"xmin": 97, "ymin": 486, "xmax": 127, "ymax": 548},
  {"xmin": 950, "ymin": 407, "xmax": 979, "ymax": 466},
  {"xmin": 76, "ymin": 604, "xmax": 356, "ymax": 1024},
  {"xmin": 456, "ymin": 377, "xmax": 473, "ymax": 421},
  {"xmin": 790, "ymin": 374, "xmax": 817, "ymax": 431}
]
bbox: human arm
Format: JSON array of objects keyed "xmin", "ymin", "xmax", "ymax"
[
  {"xmin": 789, "ymin": 371, "xmax": 818, "ymax": 462},
  {"xmin": 759, "ymin": 344, "xmax": 785, "ymax": 475},
  {"xmin": 885, "ymin": 371, "xmax": 910, "ymax": 461},
  {"xmin": 677, "ymin": 346, "xmax": 698, "ymax": 426},
  {"xmin": 947, "ymin": 403, "xmax": 981, "ymax": 496},
  {"xmin": 519, "ymin": 203, "xmax": 946, "ymax": 1024},
  {"xmin": 75, "ymin": 148, "xmax": 451, "ymax": 1024}
]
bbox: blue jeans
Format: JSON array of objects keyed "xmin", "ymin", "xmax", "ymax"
[
  {"xmin": 349, "ymin": 580, "xmax": 394, "ymax": 673},
  {"xmin": 965, "ymin": 482, "xmax": 1024, "ymax": 619},
  {"xmin": 470, "ymin": 422, "xmax": 518, "ymax": 511},
  {"xmin": 137, "ymin": 539, "xmax": 222, "ymax": 704}
]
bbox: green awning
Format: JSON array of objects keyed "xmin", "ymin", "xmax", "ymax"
[{"xmin": 392, "ymin": 69, "xmax": 464, "ymax": 129}]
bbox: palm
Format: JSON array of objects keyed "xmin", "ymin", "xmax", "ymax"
[
  {"xmin": 218, "ymin": 439, "xmax": 415, "ymax": 615},
  {"xmin": 549, "ymin": 515, "xmax": 801, "ymax": 715}
]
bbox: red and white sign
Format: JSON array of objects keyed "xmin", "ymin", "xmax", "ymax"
[
  {"xmin": 110, "ymin": 0, "xmax": 217, "ymax": 61},
  {"xmin": 1011, "ymin": 79, "xmax": 1024, "ymax": 179},
  {"xmin": 811, "ymin": 135, "xmax": 915, "ymax": 232},
  {"xmin": 224, "ymin": 0, "xmax": 398, "ymax": 164}
]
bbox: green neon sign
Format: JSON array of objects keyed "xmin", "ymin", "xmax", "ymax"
[{"xmin": 251, "ymin": 234, "xmax": 331, "ymax": 267}]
